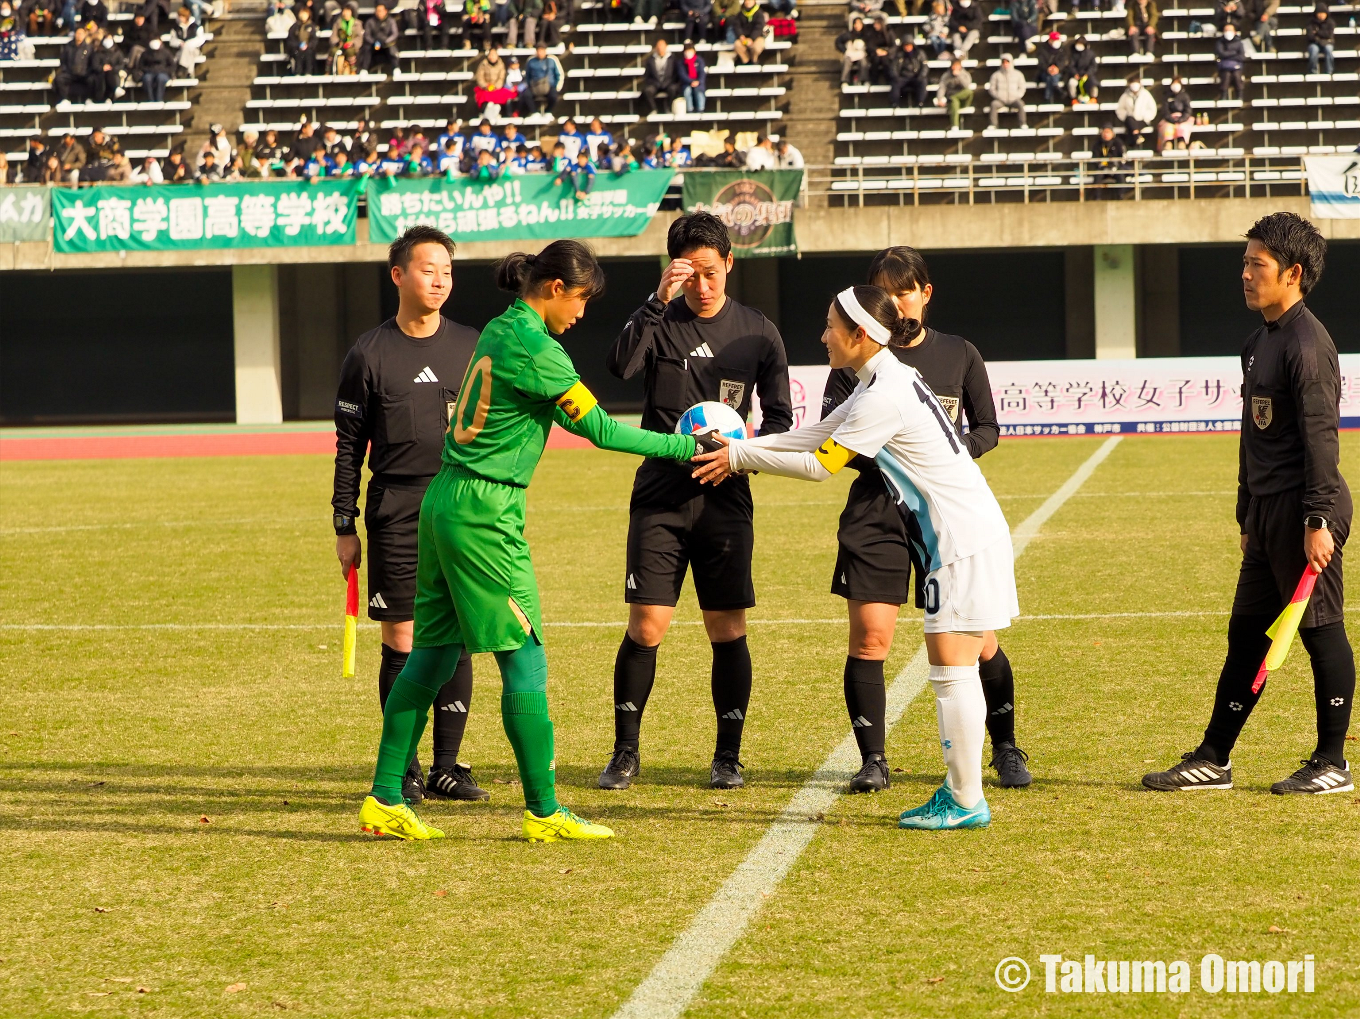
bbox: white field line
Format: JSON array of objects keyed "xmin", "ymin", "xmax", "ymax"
[{"xmin": 609, "ymin": 436, "xmax": 1124, "ymax": 1019}]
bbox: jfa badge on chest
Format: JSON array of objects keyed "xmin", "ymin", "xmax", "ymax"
[
  {"xmin": 1252, "ymin": 395, "xmax": 1273, "ymax": 429},
  {"xmin": 718, "ymin": 379, "xmax": 746, "ymax": 409}
]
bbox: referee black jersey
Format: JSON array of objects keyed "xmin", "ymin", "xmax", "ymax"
[
  {"xmin": 608, "ymin": 293, "xmax": 794, "ymax": 502},
  {"xmin": 1237, "ymin": 300, "xmax": 1345, "ymax": 529},
  {"xmin": 332, "ymin": 316, "xmax": 480, "ymax": 527}
]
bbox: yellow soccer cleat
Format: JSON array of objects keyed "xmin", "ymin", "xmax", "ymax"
[
  {"xmin": 359, "ymin": 794, "xmax": 446, "ymax": 841},
  {"xmin": 522, "ymin": 806, "xmax": 615, "ymax": 843}
]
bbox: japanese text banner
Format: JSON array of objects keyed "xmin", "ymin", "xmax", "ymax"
[
  {"xmin": 51, "ymin": 179, "xmax": 363, "ymax": 253},
  {"xmin": 366, "ymin": 170, "xmax": 675, "ymax": 244},
  {"xmin": 0, "ymin": 186, "xmax": 50, "ymax": 243},
  {"xmin": 758, "ymin": 356, "xmax": 1360, "ymax": 437}
]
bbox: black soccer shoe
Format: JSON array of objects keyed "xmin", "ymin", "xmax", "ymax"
[
  {"xmin": 598, "ymin": 747, "xmax": 641, "ymax": 790},
  {"xmin": 848, "ymin": 753, "xmax": 891, "ymax": 794},
  {"xmin": 711, "ymin": 751, "xmax": 745, "ymax": 790},
  {"xmin": 426, "ymin": 763, "xmax": 490, "ymax": 801},
  {"xmin": 402, "ymin": 758, "xmax": 426, "ymax": 805},
  {"xmin": 1270, "ymin": 757, "xmax": 1354, "ymax": 795},
  {"xmin": 1141, "ymin": 752, "xmax": 1233, "ymax": 792},
  {"xmin": 990, "ymin": 742, "xmax": 1033, "ymax": 788}
]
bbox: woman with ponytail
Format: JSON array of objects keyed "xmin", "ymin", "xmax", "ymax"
[
  {"xmin": 692, "ymin": 283, "xmax": 1018, "ymax": 831},
  {"xmin": 359, "ymin": 238, "xmax": 705, "ymax": 844}
]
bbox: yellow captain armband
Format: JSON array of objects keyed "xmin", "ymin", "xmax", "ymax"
[
  {"xmin": 814, "ymin": 438, "xmax": 855, "ymax": 474},
  {"xmin": 555, "ymin": 381, "xmax": 599, "ymax": 423}
]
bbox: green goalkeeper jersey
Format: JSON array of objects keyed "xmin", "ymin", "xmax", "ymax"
[{"xmin": 444, "ymin": 298, "xmax": 696, "ymax": 485}]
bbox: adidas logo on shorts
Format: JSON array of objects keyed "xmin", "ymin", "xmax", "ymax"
[
  {"xmin": 369, "ymin": 593, "xmax": 388, "ymax": 609},
  {"xmin": 626, "ymin": 574, "xmax": 637, "ymax": 590}
]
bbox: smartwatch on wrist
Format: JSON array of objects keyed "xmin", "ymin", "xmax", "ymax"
[
  {"xmin": 334, "ymin": 513, "xmax": 356, "ymax": 535},
  {"xmin": 1304, "ymin": 515, "xmax": 1328, "ymax": 531}
]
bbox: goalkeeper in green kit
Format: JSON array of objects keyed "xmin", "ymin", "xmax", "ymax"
[{"xmin": 358, "ymin": 240, "xmax": 702, "ymax": 843}]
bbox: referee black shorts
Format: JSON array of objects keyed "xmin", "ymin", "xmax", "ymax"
[
  {"xmin": 831, "ymin": 471, "xmax": 919, "ymax": 607},
  {"xmin": 362, "ymin": 475, "xmax": 433, "ymax": 622},
  {"xmin": 625, "ymin": 475, "xmax": 756, "ymax": 612},
  {"xmin": 1234, "ymin": 481, "xmax": 1351, "ymax": 628}
]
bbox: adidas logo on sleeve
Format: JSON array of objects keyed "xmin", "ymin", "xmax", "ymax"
[{"xmin": 414, "ymin": 367, "xmax": 439, "ymax": 383}]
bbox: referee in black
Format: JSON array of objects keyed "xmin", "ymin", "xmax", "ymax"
[
  {"xmin": 822, "ymin": 246, "xmax": 1032, "ymax": 792},
  {"xmin": 597, "ymin": 212, "xmax": 793, "ymax": 791},
  {"xmin": 1144, "ymin": 212, "xmax": 1355, "ymax": 795},
  {"xmin": 333, "ymin": 225, "xmax": 487, "ymax": 804}
]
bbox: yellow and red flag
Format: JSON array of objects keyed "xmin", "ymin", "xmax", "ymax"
[
  {"xmin": 343, "ymin": 566, "xmax": 359, "ymax": 679},
  {"xmin": 1251, "ymin": 565, "xmax": 1321, "ymax": 693}
]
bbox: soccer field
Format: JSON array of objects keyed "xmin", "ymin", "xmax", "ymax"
[{"xmin": 3, "ymin": 434, "xmax": 1358, "ymax": 1018}]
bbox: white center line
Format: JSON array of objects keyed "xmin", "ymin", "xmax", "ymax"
[{"xmin": 609, "ymin": 436, "xmax": 1123, "ymax": 1019}]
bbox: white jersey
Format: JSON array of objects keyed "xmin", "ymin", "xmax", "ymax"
[{"xmin": 729, "ymin": 347, "xmax": 1010, "ymax": 570}]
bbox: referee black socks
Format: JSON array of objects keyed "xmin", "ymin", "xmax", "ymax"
[
  {"xmin": 1300, "ymin": 621, "xmax": 1356, "ymax": 767},
  {"xmin": 712, "ymin": 636, "xmax": 752, "ymax": 757},
  {"xmin": 613, "ymin": 634, "xmax": 659, "ymax": 752},
  {"xmin": 979, "ymin": 646, "xmax": 1016, "ymax": 747},
  {"xmin": 1198, "ymin": 613, "xmax": 1274, "ymax": 766},
  {"xmin": 844, "ymin": 656, "xmax": 887, "ymax": 759},
  {"xmin": 432, "ymin": 650, "xmax": 474, "ymax": 771},
  {"xmin": 378, "ymin": 643, "xmax": 410, "ymax": 712}
]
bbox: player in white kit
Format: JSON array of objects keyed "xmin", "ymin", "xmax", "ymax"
[{"xmin": 692, "ymin": 285, "xmax": 1017, "ymax": 829}]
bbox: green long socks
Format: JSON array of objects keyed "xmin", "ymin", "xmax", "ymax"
[{"xmin": 370, "ymin": 639, "xmax": 558, "ymax": 818}]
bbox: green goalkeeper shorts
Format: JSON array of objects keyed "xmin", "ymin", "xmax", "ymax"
[{"xmin": 412, "ymin": 464, "xmax": 543, "ymax": 653}]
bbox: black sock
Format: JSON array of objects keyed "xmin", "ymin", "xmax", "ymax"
[
  {"xmin": 980, "ymin": 645, "xmax": 1016, "ymax": 747},
  {"xmin": 613, "ymin": 634, "xmax": 658, "ymax": 752},
  {"xmin": 1300, "ymin": 622, "xmax": 1356, "ymax": 767},
  {"xmin": 843, "ymin": 656, "xmax": 886, "ymax": 758},
  {"xmin": 378, "ymin": 643, "xmax": 418, "ymax": 772},
  {"xmin": 1197, "ymin": 613, "xmax": 1274, "ymax": 766},
  {"xmin": 432, "ymin": 650, "xmax": 474, "ymax": 771},
  {"xmin": 712, "ymin": 635, "xmax": 752, "ymax": 757}
]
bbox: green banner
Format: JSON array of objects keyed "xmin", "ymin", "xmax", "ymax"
[
  {"xmin": 51, "ymin": 179, "xmax": 363, "ymax": 253},
  {"xmin": 681, "ymin": 170, "xmax": 802, "ymax": 258},
  {"xmin": 367, "ymin": 170, "xmax": 675, "ymax": 244},
  {"xmin": 0, "ymin": 186, "xmax": 51, "ymax": 243}
]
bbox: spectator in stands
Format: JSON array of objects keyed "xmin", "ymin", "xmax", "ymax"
[
  {"xmin": 124, "ymin": 10, "xmax": 156, "ymax": 67},
  {"xmin": 356, "ymin": 146, "xmax": 379, "ymax": 173},
  {"xmin": 91, "ymin": 30, "xmax": 125, "ymax": 100},
  {"xmin": 524, "ymin": 40, "xmax": 562, "ymax": 113},
  {"xmin": 666, "ymin": 134, "xmax": 692, "ymax": 166},
  {"xmin": 634, "ymin": 0, "xmax": 661, "ymax": 27},
  {"xmin": 286, "ymin": 6, "xmax": 321, "ymax": 74},
  {"xmin": 775, "ymin": 137, "xmax": 802, "ymax": 167},
  {"xmin": 712, "ymin": 0, "xmax": 739, "ymax": 42},
  {"xmin": 847, "ymin": 0, "xmax": 882, "ymax": 21},
  {"xmin": 320, "ymin": 124, "xmax": 347, "ymax": 157},
  {"xmin": 301, "ymin": 140, "xmax": 332, "ymax": 177},
  {"xmin": 555, "ymin": 147, "xmax": 594, "ymax": 198},
  {"xmin": 641, "ymin": 36, "xmax": 683, "ymax": 113},
  {"xmin": 468, "ymin": 117, "xmax": 500, "ymax": 160},
  {"xmin": 584, "ymin": 116, "xmax": 612, "ymax": 160},
  {"xmin": 548, "ymin": 139, "xmax": 567, "ymax": 170},
  {"xmin": 23, "ymin": 137, "xmax": 47, "ymax": 181},
  {"xmin": 265, "ymin": 0, "xmax": 293, "ymax": 33},
  {"xmin": 865, "ymin": 13, "xmax": 894, "ymax": 82},
  {"xmin": 437, "ymin": 137, "xmax": 460, "ymax": 172},
  {"xmin": 288, "ymin": 119, "xmax": 317, "ymax": 163},
  {"xmin": 603, "ymin": 0, "xmax": 631, "ymax": 23},
  {"xmin": 1125, "ymin": 0, "xmax": 1156, "ymax": 56},
  {"xmin": 1035, "ymin": 30, "xmax": 1065, "ymax": 103},
  {"xmin": 714, "ymin": 135, "xmax": 744, "ymax": 167},
  {"xmin": 836, "ymin": 15, "xmax": 869, "ymax": 84},
  {"xmin": 525, "ymin": 142, "xmax": 547, "ymax": 170},
  {"xmin": 537, "ymin": 0, "xmax": 563, "ymax": 47},
  {"xmin": 681, "ymin": 0, "xmax": 709, "ymax": 42},
  {"xmin": 933, "ymin": 56, "xmax": 973, "ymax": 128},
  {"xmin": 360, "ymin": 2, "xmax": 399, "ymax": 70},
  {"xmin": 167, "ymin": 5, "xmax": 204, "ymax": 75},
  {"xmin": 111, "ymin": 149, "xmax": 134, "ymax": 181},
  {"xmin": 139, "ymin": 35, "xmax": 173, "ymax": 99},
  {"xmin": 39, "ymin": 152, "xmax": 67, "ymax": 185},
  {"xmin": 77, "ymin": 0, "xmax": 107, "ymax": 27},
  {"xmin": 1011, "ymin": 0, "xmax": 1038, "ymax": 53},
  {"xmin": 502, "ymin": 120, "xmax": 524, "ymax": 151},
  {"xmin": 609, "ymin": 140, "xmax": 638, "ymax": 173},
  {"xmin": 1214, "ymin": 21, "xmax": 1245, "ymax": 98},
  {"xmin": 402, "ymin": 141, "xmax": 433, "ymax": 174},
  {"xmin": 54, "ymin": 132, "xmax": 85, "ymax": 182},
  {"xmin": 1066, "ymin": 34, "xmax": 1096, "ymax": 105},
  {"xmin": 353, "ymin": 116, "xmax": 377, "ymax": 153},
  {"xmin": 1245, "ymin": 0, "xmax": 1276, "ymax": 53},
  {"xmin": 987, "ymin": 53, "xmax": 1027, "ymax": 128},
  {"xmin": 196, "ymin": 148, "xmax": 224, "ymax": 180},
  {"xmin": 416, "ymin": 0, "xmax": 454, "ymax": 49},
  {"xmin": 679, "ymin": 39, "xmax": 706, "ymax": 111},
  {"xmin": 131, "ymin": 153, "xmax": 163, "ymax": 182},
  {"xmin": 461, "ymin": 0, "xmax": 490, "ymax": 48},
  {"xmin": 329, "ymin": 4, "xmax": 359, "ymax": 71},
  {"xmin": 1305, "ymin": 2, "xmax": 1333, "ymax": 75},
  {"xmin": 745, "ymin": 132, "xmax": 775, "ymax": 169},
  {"xmin": 887, "ymin": 35, "xmax": 926, "ymax": 107},
  {"xmin": 947, "ymin": 0, "xmax": 981, "ymax": 59},
  {"xmin": 1, "ymin": 2, "xmax": 33, "ymax": 59},
  {"xmin": 1212, "ymin": 0, "xmax": 1244, "ymax": 35},
  {"xmin": 557, "ymin": 116, "xmax": 583, "ymax": 158},
  {"xmin": 23, "ymin": 0, "xmax": 57, "ymax": 37},
  {"xmin": 474, "ymin": 43, "xmax": 516, "ymax": 114},
  {"xmin": 1115, "ymin": 74, "xmax": 1156, "ymax": 147},
  {"xmin": 732, "ymin": 0, "xmax": 765, "ymax": 63},
  {"xmin": 1093, "ymin": 122, "xmax": 1125, "ymax": 186},
  {"xmin": 81, "ymin": 126, "xmax": 117, "ymax": 179},
  {"xmin": 436, "ymin": 117, "xmax": 463, "ymax": 155},
  {"xmin": 256, "ymin": 128, "xmax": 286, "ymax": 172},
  {"xmin": 468, "ymin": 146, "xmax": 500, "ymax": 179},
  {"xmin": 55, "ymin": 25, "xmax": 96, "ymax": 102},
  {"xmin": 236, "ymin": 130, "xmax": 261, "ymax": 174},
  {"xmin": 1157, "ymin": 74, "xmax": 1192, "ymax": 150},
  {"xmin": 923, "ymin": 0, "xmax": 949, "ymax": 56}
]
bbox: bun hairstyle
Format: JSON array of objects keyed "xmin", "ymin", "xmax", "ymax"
[
  {"xmin": 832, "ymin": 284, "xmax": 921, "ymax": 348},
  {"xmin": 494, "ymin": 238, "xmax": 607, "ymax": 300}
]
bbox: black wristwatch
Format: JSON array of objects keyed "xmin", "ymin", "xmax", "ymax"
[
  {"xmin": 334, "ymin": 513, "xmax": 356, "ymax": 535},
  {"xmin": 1304, "ymin": 515, "xmax": 1328, "ymax": 531}
]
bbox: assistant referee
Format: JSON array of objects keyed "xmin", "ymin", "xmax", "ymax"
[
  {"xmin": 597, "ymin": 212, "xmax": 793, "ymax": 792},
  {"xmin": 333, "ymin": 225, "xmax": 486, "ymax": 804},
  {"xmin": 1144, "ymin": 212, "xmax": 1355, "ymax": 796}
]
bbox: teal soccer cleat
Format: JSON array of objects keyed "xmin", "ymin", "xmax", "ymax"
[{"xmin": 897, "ymin": 785, "xmax": 991, "ymax": 830}]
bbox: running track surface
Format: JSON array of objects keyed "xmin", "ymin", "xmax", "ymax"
[{"xmin": 0, "ymin": 426, "xmax": 592, "ymax": 462}]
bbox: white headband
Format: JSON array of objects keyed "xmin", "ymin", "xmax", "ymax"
[{"xmin": 836, "ymin": 287, "xmax": 891, "ymax": 344}]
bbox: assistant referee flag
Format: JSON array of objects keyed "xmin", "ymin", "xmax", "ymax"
[{"xmin": 343, "ymin": 566, "xmax": 359, "ymax": 679}]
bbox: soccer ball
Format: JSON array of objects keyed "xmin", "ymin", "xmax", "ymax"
[{"xmin": 675, "ymin": 402, "xmax": 747, "ymax": 441}]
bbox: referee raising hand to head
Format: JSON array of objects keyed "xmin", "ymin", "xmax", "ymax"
[{"xmin": 333, "ymin": 226, "xmax": 487, "ymax": 805}]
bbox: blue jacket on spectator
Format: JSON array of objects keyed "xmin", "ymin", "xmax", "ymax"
[{"xmin": 525, "ymin": 53, "xmax": 562, "ymax": 90}]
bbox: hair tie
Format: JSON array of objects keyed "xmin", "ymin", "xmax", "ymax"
[{"xmin": 836, "ymin": 287, "xmax": 891, "ymax": 344}]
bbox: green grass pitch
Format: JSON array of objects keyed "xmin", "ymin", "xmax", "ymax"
[{"xmin": 2, "ymin": 435, "xmax": 1358, "ymax": 1017}]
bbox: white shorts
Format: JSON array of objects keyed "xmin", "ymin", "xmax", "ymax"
[{"xmin": 922, "ymin": 536, "xmax": 1020, "ymax": 634}]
